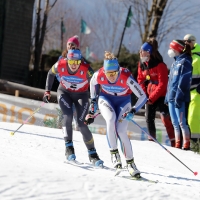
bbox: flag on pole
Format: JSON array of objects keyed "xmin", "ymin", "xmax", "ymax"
[
  {"xmin": 86, "ymin": 46, "xmax": 90, "ymax": 59},
  {"xmin": 61, "ymin": 19, "xmax": 66, "ymax": 33},
  {"xmin": 125, "ymin": 8, "xmax": 133, "ymax": 28},
  {"xmin": 81, "ymin": 19, "xmax": 91, "ymax": 34}
]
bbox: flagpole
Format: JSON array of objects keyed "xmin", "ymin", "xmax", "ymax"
[
  {"xmin": 117, "ymin": 6, "xmax": 131, "ymax": 58},
  {"xmin": 80, "ymin": 18, "xmax": 82, "ymax": 50},
  {"xmin": 61, "ymin": 17, "xmax": 64, "ymax": 51}
]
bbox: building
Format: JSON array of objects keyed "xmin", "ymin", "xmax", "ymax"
[{"xmin": 0, "ymin": 0, "xmax": 34, "ymax": 84}]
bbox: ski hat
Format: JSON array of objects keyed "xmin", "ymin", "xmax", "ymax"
[
  {"xmin": 67, "ymin": 35, "xmax": 79, "ymax": 47},
  {"xmin": 141, "ymin": 42, "xmax": 153, "ymax": 54},
  {"xmin": 169, "ymin": 40, "xmax": 185, "ymax": 53},
  {"xmin": 183, "ymin": 34, "xmax": 196, "ymax": 42},
  {"xmin": 67, "ymin": 49, "xmax": 82, "ymax": 60},
  {"xmin": 103, "ymin": 59, "xmax": 119, "ymax": 71}
]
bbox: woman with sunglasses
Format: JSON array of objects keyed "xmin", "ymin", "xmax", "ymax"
[
  {"xmin": 137, "ymin": 38, "xmax": 175, "ymax": 147},
  {"xmin": 43, "ymin": 49, "xmax": 103, "ymax": 166},
  {"xmin": 85, "ymin": 51, "xmax": 147, "ymax": 177},
  {"xmin": 57, "ymin": 35, "xmax": 80, "ymax": 131}
]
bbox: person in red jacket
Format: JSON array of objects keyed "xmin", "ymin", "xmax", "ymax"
[{"xmin": 137, "ymin": 38, "xmax": 175, "ymax": 147}]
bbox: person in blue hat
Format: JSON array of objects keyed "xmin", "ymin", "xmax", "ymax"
[
  {"xmin": 137, "ymin": 38, "xmax": 175, "ymax": 147},
  {"xmin": 85, "ymin": 51, "xmax": 147, "ymax": 177},
  {"xmin": 43, "ymin": 49, "xmax": 103, "ymax": 166}
]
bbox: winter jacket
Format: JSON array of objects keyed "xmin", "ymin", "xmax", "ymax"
[
  {"xmin": 137, "ymin": 59, "xmax": 168, "ymax": 103},
  {"xmin": 190, "ymin": 43, "xmax": 200, "ymax": 93},
  {"xmin": 165, "ymin": 53, "xmax": 192, "ymax": 108}
]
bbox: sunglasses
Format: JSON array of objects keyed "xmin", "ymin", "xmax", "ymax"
[
  {"xmin": 183, "ymin": 40, "xmax": 194, "ymax": 43},
  {"xmin": 105, "ymin": 71, "xmax": 119, "ymax": 77},
  {"xmin": 68, "ymin": 60, "xmax": 81, "ymax": 65}
]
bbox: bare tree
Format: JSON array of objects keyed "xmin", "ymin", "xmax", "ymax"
[
  {"xmin": 124, "ymin": 0, "xmax": 200, "ymax": 44},
  {"xmin": 81, "ymin": 0, "xmax": 127, "ymax": 58},
  {"xmin": 30, "ymin": 0, "xmax": 57, "ymax": 86}
]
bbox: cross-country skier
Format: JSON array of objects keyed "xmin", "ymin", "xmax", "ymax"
[
  {"xmin": 57, "ymin": 35, "xmax": 100, "ymax": 131},
  {"xmin": 84, "ymin": 51, "xmax": 147, "ymax": 177},
  {"xmin": 57, "ymin": 35, "xmax": 81, "ymax": 131},
  {"xmin": 43, "ymin": 49, "xmax": 103, "ymax": 166}
]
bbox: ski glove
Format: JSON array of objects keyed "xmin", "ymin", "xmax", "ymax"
[
  {"xmin": 89, "ymin": 98, "xmax": 97, "ymax": 114},
  {"xmin": 122, "ymin": 108, "xmax": 135, "ymax": 121},
  {"xmin": 43, "ymin": 91, "xmax": 51, "ymax": 103},
  {"xmin": 196, "ymin": 84, "xmax": 200, "ymax": 94},
  {"xmin": 84, "ymin": 114, "xmax": 95, "ymax": 125}
]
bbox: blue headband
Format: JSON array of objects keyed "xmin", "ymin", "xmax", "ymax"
[
  {"xmin": 67, "ymin": 49, "xmax": 82, "ymax": 60},
  {"xmin": 141, "ymin": 42, "xmax": 153, "ymax": 54},
  {"xmin": 103, "ymin": 59, "xmax": 119, "ymax": 71}
]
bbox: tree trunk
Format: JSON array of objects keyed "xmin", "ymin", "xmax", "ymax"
[
  {"xmin": 33, "ymin": 0, "xmax": 42, "ymax": 87},
  {"xmin": 148, "ymin": 0, "xmax": 168, "ymax": 38}
]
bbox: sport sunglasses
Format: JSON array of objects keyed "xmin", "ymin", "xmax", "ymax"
[
  {"xmin": 105, "ymin": 71, "xmax": 119, "ymax": 77},
  {"xmin": 68, "ymin": 60, "xmax": 81, "ymax": 65}
]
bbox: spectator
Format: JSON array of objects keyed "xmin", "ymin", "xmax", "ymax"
[
  {"xmin": 137, "ymin": 38, "xmax": 175, "ymax": 147},
  {"xmin": 183, "ymin": 34, "xmax": 200, "ymax": 146},
  {"xmin": 165, "ymin": 40, "xmax": 192, "ymax": 150}
]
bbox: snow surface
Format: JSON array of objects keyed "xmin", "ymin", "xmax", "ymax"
[{"xmin": 0, "ymin": 122, "xmax": 200, "ymax": 200}]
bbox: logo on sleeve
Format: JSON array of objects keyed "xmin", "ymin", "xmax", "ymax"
[
  {"xmin": 100, "ymin": 77, "xmax": 104, "ymax": 81},
  {"xmin": 134, "ymin": 85, "xmax": 143, "ymax": 96},
  {"xmin": 87, "ymin": 70, "xmax": 93, "ymax": 77},
  {"xmin": 130, "ymin": 80, "xmax": 134, "ymax": 85}
]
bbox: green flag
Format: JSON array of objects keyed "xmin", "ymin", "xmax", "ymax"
[
  {"xmin": 86, "ymin": 46, "xmax": 90, "ymax": 59},
  {"xmin": 126, "ymin": 8, "xmax": 133, "ymax": 28},
  {"xmin": 81, "ymin": 19, "xmax": 91, "ymax": 34},
  {"xmin": 61, "ymin": 19, "xmax": 66, "ymax": 33}
]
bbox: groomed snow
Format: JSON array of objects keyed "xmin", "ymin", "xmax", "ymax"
[{"xmin": 0, "ymin": 122, "xmax": 200, "ymax": 200}]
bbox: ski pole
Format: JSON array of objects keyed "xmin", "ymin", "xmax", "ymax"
[
  {"xmin": 130, "ymin": 119, "xmax": 198, "ymax": 176},
  {"xmin": 94, "ymin": 112, "xmax": 101, "ymax": 118},
  {"xmin": 84, "ymin": 112, "xmax": 101, "ymax": 125},
  {"xmin": 10, "ymin": 102, "xmax": 45, "ymax": 136}
]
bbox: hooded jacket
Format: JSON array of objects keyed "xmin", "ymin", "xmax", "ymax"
[
  {"xmin": 190, "ymin": 43, "xmax": 200, "ymax": 93},
  {"xmin": 165, "ymin": 53, "xmax": 192, "ymax": 108},
  {"xmin": 137, "ymin": 58, "xmax": 168, "ymax": 103}
]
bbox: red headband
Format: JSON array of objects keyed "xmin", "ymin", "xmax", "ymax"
[{"xmin": 169, "ymin": 40, "xmax": 184, "ymax": 53}]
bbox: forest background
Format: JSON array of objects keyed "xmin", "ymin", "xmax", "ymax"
[{"xmin": 26, "ymin": 0, "xmax": 200, "ymax": 89}]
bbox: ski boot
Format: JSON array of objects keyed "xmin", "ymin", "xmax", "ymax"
[
  {"xmin": 182, "ymin": 140, "xmax": 190, "ymax": 150},
  {"xmin": 126, "ymin": 159, "xmax": 140, "ymax": 178},
  {"xmin": 175, "ymin": 140, "xmax": 181, "ymax": 149},
  {"xmin": 88, "ymin": 148, "xmax": 104, "ymax": 167},
  {"xmin": 110, "ymin": 149, "xmax": 122, "ymax": 169},
  {"xmin": 65, "ymin": 141, "xmax": 76, "ymax": 161}
]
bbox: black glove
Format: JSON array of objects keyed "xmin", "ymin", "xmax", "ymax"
[
  {"xmin": 196, "ymin": 84, "xmax": 200, "ymax": 94},
  {"xmin": 84, "ymin": 114, "xmax": 94, "ymax": 125},
  {"xmin": 43, "ymin": 91, "xmax": 51, "ymax": 103}
]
